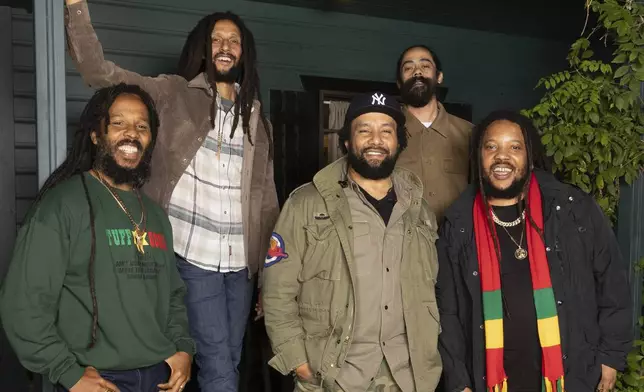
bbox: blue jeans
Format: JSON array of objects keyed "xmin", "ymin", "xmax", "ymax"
[
  {"xmin": 56, "ymin": 362, "xmax": 169, "ymax": 392},
  {"xmin": 176, "ymin": 256, "xmax": 255, "ymax": 392}
]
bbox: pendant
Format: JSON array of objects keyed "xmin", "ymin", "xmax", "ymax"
[
  {"xmin": 514, "ymin": 247, "xmax": 528, "ymax": 260},
  {"xmin": 132, "ymin": 229, "xmax": 148, "ymax": 254}
]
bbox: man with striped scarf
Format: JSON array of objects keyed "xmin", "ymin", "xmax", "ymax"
[{"xmin": 436, "ymin": 110, "xmax": 632, "ymax": 392}]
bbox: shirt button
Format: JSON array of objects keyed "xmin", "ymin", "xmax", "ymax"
[
  {"xmin": 480, "ymin": 324, "xmax": 484, "ymax": 329},
  {"xmin": 473, "ymin": 271, "xmax": 478, "ymax": 276},
  {"xmin": 170, "ymin": 180, "xmax": 176, "ymax": 185},
  {"xmin": 382, "ymin": 342, "xmax": 386, "ymax": 346},
  {"xmin": 557, "ymin": 300, "xmax": 563, "ymax": 305},
  {"xmin": 568, "ymin": 196, "xmax": 574, "ymax": 202},
  {"xmin": 546, "ymin": 247, "xmax": 551, "ymax": 252},
  {"xmin": 198, "ymin": 137, "xmax": 204, "ymax": 142},
  {"xmin": 182, "ymin": 158, "xmax": 188, "ymax": 163},
  {"xmin": 562, "ymin": 355, "xmax": 568, "ymax": 360},
  {"xmin": 336, "ymin": 339, "xmax": 341, "ymax": 344},
  {"xmin": 460, "ymin": 228, "xmax": 465, "ymax": 233},
  {"xmin": 76, "ymin": 10, "xmax": 82, "ymax": 15},
  {"xmin": 384, "ymin": 305, "xmax": 389, "ymax": 310},
  {"xmin": 556, "ymin": 205, "xmax": 561, "ymax": 211},
  {"xmin": 386, "ymin": 268, "xmax": 390, "ymax": 272},
  {"xmin": 429, "ymin": 191, "xmax": 436, "ymax": 197},
  {"xmin": 223, "ymin": 164, "xmax": 226, "ymax": 168},
  {"xmin": 345, "ymin": 336, "xmax": 349, "ymax": 341}
]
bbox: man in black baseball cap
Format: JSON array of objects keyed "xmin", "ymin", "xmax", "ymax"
[
  {"xmin": 338, "ymin": 91, "xmax": 407, "ymax": 181},
  {"xmin": 263, "ymin": 91, "xmax": 442, "ymax": 391}
]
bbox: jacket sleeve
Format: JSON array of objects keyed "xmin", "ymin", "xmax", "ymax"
[
  {"xmin": 258, "ymin": 121, "xmax": 280, "ymax": 289},
  {"xmin": 436, "ymin": 219, "xmax": 472, "ymax": 392},
  {"xmin": 65, "ymin": 1, "xmax": 174, "ymax": 99},
  {"xmin": 589, "ymin": 199, "xmax": 633, "ymax": 371},
  {"xmin": 164, "ymin": 230, "xmax": 196, "ymax": 356},
  {"xmin": 0, "ymin": 202, "xmax": 84, "ymax": 389},
  {"xmin": 262, "ymin": 197, "xmax": 308, "ymax": 375}
]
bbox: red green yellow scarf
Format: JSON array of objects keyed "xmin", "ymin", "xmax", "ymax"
[{"xmin": 473, "ymin": 174, "xmax": 565, "ymax": 392}]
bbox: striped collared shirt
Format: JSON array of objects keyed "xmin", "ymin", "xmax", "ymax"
[{"xmin": 168, "ymin": 96, "xmax": 246, "ymax": 272}]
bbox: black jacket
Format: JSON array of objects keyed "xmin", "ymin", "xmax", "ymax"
[{"xmin": 436, "ymin": 171, "xmax": 632, "ymax": 392}]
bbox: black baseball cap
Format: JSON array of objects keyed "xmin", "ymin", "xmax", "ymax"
[{"xmin": 344, "ymin": 92, "xmax": 405, "ymax": 129}]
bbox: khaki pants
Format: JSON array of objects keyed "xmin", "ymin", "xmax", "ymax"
[{"xmin": 294, "ymin": 360, "xmax": 402, "ymax": 392}]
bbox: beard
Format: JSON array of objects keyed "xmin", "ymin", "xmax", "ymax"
[
  {"xmin": 400, "ymin": 76, "xmax": 438, "ymax": 108},
  {"xmin": 481, "ymin": 167, "xmax": 529, "ymax": 200},
  {"xmin": 94, "ymin": 137, "xmax": 152, "ymax": 189},
  {"xmin": 212, "ymin": 57, "xmax": 241, "ymax": 84},
  {"xmin": 347, "ymin": 142, "xmax": 399, "ymax": 180}
]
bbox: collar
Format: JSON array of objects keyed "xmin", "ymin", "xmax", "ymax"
[
  {"xmin": 442, "ymin": 170, "xmax": 575, "ymax": 227},
  {"xmin": 187, "ymin": 72, "xmax": 241, "ymax": 98},
  {"xmin": 404, "ymin": 101, "xmax": 449, "ymax": 138},
  {"xmin": 313, "ymin": 157, "xmax": 422, "ymax": 207}
]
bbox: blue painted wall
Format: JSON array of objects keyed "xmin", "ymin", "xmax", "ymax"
[{"xmin": 13, "ymin": 0, "xmax": 570, "ymax": 221}]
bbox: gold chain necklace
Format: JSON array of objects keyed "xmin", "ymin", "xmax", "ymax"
[
  {"xmin": 499, "ymin": 222, "xmax": 528, "ymax": 260},
  {"xmin": 93, "ymin": 171, "xmax": 148, "ymax": 254}
]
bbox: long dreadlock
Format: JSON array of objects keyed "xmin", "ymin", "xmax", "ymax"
[
  {"xmin": 470, "ymin": 110, "xmax": 552, "ymax": 317},
  {"xmin": 177, "ymin": 11, "xmax": 273, "ymax": 157},
  {"xmin": 34, "ymin": 84, "xmax": 160, "ymax": 348}
]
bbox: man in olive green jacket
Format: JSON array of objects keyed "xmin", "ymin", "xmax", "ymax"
[{"xmin": 263, "ymin": 93, "xmax": 442, "ymax": 392}]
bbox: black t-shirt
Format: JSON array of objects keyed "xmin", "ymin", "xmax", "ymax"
[
  {"xmin": 492, "ymin": 204, "xmax": 542, "ymax": 392},
  {"xmin": 358, "ymin": 185, "xmax": 397, "ymax": 226}
]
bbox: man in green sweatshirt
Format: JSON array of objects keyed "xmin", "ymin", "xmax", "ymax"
[{"xmin": 0, "ymin": 84, "xmax": 195, "ymax": 392}]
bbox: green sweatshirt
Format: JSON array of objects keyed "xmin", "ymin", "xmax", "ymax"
[{"xmin": 0, "ymin": 173, "xmax": 195, "ymax": 389}]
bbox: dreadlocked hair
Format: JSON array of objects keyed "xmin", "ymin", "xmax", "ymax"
[
  {"xmin": 34, "ymin": 83, "xmax": 160, "ymax": 348},
  {"xmin": 470, "ymin": 110, "xmax": 552, "ymax": 318},
  {"xmin": 177, "ymin": 11, "xmax": 273, "ymax": 158}
]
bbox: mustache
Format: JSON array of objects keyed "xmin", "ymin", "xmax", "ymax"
[{"xmin": 404, "ymin": 76, "xmax": 431, "ymax": 89}]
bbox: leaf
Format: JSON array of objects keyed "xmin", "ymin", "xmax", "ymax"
[
  {"xmin": 555, "ymin": 151, "xmax": 564, "ymax": 165},
  {"xmin": 565, "ymin": 145, "xmax": 579, "ymax": 158},
  {"xmin": 630, "ymin": 51, "xmax": 638, "ymax": 62},
  {"xmin": 590, "ymin": 113, "xmax": 600, "ymax": 124},
  {"xmin": 582, "ymin": 50, "xmax": 594, "ymax": 59},
  {"xmin": 541, "ymin": 133, "xmax": 553, "ymax": 145},
  {"xmin": 596, "ymin": 175, "xmax": 605, "ymax": 189},
  {"xmin": 615, "ymin": 65, "xmax": 630, "ymax": 78},
  {"xmin": 616, "ymin": 96, "xmax": 626, "ymax": 111},
  {"xmin": 613, "ymin": 53, "xmax": 627, "ymax": 63}
]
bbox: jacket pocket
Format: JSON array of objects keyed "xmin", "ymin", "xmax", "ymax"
[{"xmin": 300, "ymin": 222, "xmax": 342, "ymax": 281}]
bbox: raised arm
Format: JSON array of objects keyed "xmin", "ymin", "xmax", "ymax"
[{"xmin": 64, "ymin": 0, "xmax": 176, "ymax": 100}]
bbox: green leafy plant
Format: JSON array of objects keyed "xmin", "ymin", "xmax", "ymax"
[
  {"xmin": 523, "ymin": 1, "xmax": 644, "ymax": 390},
  {"xmin": 615, "ymin": 257, "xmax": 644, "ymax": 391},
  {"xmin": 523, "ymin": 0, "xmax": 644, "ymax": 222}
]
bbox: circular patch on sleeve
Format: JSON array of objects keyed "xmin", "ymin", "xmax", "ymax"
[{"xmin": 265, "ymin": 232, "xmax": 289, "ymax": 267}]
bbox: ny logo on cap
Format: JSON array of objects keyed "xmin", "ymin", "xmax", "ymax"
[{"xmin": 372, "ymin": 93, "xmax": 386, "ymax": 106}]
